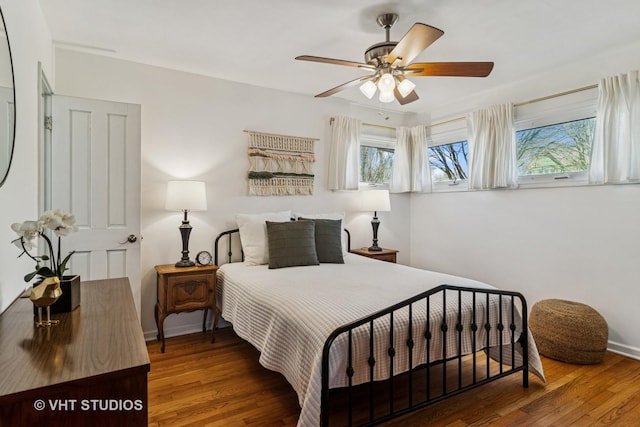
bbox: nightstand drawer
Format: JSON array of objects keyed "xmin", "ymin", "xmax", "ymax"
[
  {"xmin": 166, "ymin": 273, "xmax": 213, "ymax": 311},
  {"xmin": 350, "ymin": 248, "xmax": 398, "ymax": 263},
  {"xmin": 373, "ymin": 253, "xmax": 397, "ymax": 263}
]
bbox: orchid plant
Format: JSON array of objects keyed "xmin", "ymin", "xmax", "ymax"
[{"xmin": 11, "ymin": 209, "xmax": 78, "ymax": 282}]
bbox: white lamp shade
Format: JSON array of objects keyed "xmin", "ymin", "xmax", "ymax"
[
  {"xmin": 378, "ymin": 90, "xmax": 395, "ymax": 103},
  {"xmin": 360, "ymin": 189, "xmax": 391, "ymax": 212},
  {"xmin": 359, "ymin": 80, "xmax": 377, "ymax": 99},
  {"xmin": 165, "ymin": 180, "xmax": 207, "ymax": 211},
  {"xmin": 397, "ymin": 78, "xmax": 416, "ymax": 98},
  {"xmin": 377, "ymin": 73, "xmax": 395, "ymax": 92}
]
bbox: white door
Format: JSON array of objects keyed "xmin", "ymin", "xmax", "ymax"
[{"xmin": 49, "ymin": 95, "xmax": 142, "ymax": 314}]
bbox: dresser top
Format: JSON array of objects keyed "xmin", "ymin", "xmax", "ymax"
[{"xmin": 0, "ymin": 277, "xmax": 150, "ymax": 397}]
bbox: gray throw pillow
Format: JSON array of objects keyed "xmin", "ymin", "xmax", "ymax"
[
  {"xmin": 266, "ymin": 220, "xmax": 319, "ymax": 269},
  {"xmin": 299, "ymin": 218, "xmax": 344, "ymax": 264}
]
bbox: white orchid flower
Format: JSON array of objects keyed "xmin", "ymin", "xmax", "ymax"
[
  {"xmin": 40, "ymin": 210, "xmax": 78, "ymax": 236},
  {"xmin": 39, "ymin": 210, "xmax": 63, "ymax": 231},
  {"xmin": 12, "ymin": 237, "xmax": 35, "ymax": 251},
  {"xmin": 10, "ymin": 221, "xmax": 40, "ymax": 253},
  {"xmin": 59, "ymin": 211, "xmax": 77, "ymax": 228},
  {"xmin": 54, "ymin": 224, "xmax": 78, "ymax": 237},
  {"xmin": 10, "ymin": 209, "xmax": 78, "ymax": 282},
  {"xmin": 12, "ymin": 221, "xmax": 41, "ymax": 240}
]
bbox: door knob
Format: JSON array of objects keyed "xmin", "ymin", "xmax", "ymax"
[{"xmin": 120, "ymin": 234, "xmax": 137, "ymax": 244}]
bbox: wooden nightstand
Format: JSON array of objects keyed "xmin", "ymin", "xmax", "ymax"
[
  {"xmin": 350, "ymin": 247, "xmax": 398, "ymax": 263},
  {"xmin": 154, "ymin": 264, "xmax": 218, "ymax": 353}
]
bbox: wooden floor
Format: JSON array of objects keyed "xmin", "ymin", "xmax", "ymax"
[{"xmin": 148, "ymin": 328, "xmax": 640, "ymax": 426}]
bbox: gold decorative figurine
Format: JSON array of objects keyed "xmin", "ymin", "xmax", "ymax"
[{"xmin": 30, "ymin": 277, "xmax": 62, "ymax": 327}]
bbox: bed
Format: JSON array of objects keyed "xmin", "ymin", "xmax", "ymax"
[{"xmin": 213, "ymin": 214, "xmax": 544, "ymax": 427}]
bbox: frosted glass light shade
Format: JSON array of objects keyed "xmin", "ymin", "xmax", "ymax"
[
  {"xmin": 397, "ymin": 78, "xmax": 416, "ymax": 98},
  {"xmin": 377, "ymin": 73, "xmax": 395, "ymax": 92},
  {"xmin": 378, "ymin": 90, "xmax": 395, "ymax": 103},
  {"xmin": 360, "ymin": 80, "xmax": 377, "ymax": 99},
  {"xmin": 165, "ymin": 180, "xmax": 207, "ymax": 211},
  {"xmin": 360, "ymin": 189, "xmax": 391, "ymax": 212}
]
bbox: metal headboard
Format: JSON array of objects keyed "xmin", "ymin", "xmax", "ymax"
[{"xmin": 214, "ymin": 228, "xmax": 351, "ymax": 266}]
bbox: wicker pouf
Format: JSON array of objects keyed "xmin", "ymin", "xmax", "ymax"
[{"xmin": 530, "ymin": 299, "xmax": 608, "ymax": 364}]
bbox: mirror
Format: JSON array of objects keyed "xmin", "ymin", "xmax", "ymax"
[{"xmin": 0, "ymin": 6, "xmax": 15, "ymax": 188}]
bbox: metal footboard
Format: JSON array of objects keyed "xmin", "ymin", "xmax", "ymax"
[{"xmin": 320, "ymin": 285, "xmax": 529, "ymax": 426}]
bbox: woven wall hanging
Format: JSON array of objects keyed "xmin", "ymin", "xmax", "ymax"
[{"xmin": 246, "ymin": 130, "xmax": 317, "ymax": 196}]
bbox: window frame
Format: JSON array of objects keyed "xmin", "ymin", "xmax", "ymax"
[
  {"xmin": 514, "ymin": 87, "xmax": 598, "ymax": 188},
  {"xmin": 358, "ymin": 124, "xmax": 395, "ymax": 188},
  {"xmin": 427, "ymin": 119, "xmax": 469, "ymax": 192}
]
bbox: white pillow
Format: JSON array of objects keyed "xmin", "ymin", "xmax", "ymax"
[
  {"xmin": 293, "ymin": 212, "xmax": 348, "ymax": 255},
  {"xmin": 236, "ymin": 210, "xmax": 292, "ymax": 265}
]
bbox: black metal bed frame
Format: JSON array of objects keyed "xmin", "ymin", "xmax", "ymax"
[
  {"xmin": 320, "ymin": 285, "xmax": 529, "ymax": 426},
  {"xmin": 214, "ymin": 229, "xmax": 530, "ymax": 427}
]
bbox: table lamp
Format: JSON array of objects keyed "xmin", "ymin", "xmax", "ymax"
[
  {"xmin": 360, "ymin": 189, "xmax": 391, "ymax": 251},
  {"xmin": 165, "ymin": 180, "xmax": 207, "ymax": 267}
]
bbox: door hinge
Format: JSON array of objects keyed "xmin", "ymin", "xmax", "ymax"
[{"xmin": 45, "ymin": 116, "xmax": 52, "ymax": 131}]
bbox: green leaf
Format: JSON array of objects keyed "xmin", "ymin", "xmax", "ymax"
[
  {"xmin": 58, "ymin": 251, "xmax": 76, "ymax": 276},
  {"xmin": 24, "ymin": 271, "xmax": 38, "ymax": 282},
  {"xmin": 37, "ymin": 266, "xmax": 55, "ymax": 277}
]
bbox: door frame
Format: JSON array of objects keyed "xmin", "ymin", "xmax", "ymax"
[{"xmin": 38, "ymin": 62, "xmax": 53, "ymax": 214}]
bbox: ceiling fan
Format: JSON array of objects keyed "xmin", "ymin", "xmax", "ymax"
[{"xmin": 295, "ymin": 13, "xmax": 494, "ymax": 105}]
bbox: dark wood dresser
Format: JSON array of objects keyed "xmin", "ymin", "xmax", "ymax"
[{"xmin": 0, "ymin": 277, "xmax": 150, "ymax": 426}]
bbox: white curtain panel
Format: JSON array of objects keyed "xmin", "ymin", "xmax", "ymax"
[
  {"xmin": 467, "ymin": 103, "xmax": 517, "ymax": 190},
  {"xmin": 409, "ymin": 125, "xmax": 431, "ymax": 192},
  {"xmin": 589, "ymin": 70, "xmax": 640, "ymax": 184},
  {"xmin": 328, "ymin": 116, "xmax": 361, "ymax": 191},
  {"xmin": 391, "ymin": 126, "xmax": 411, "ymax": 192},
  {"xmin": 391, "ymin": 126, "xmax": 431, "ymax": 193}
]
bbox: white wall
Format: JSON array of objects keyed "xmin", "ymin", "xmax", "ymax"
[
  {"xmin": 0, "ymin": 0, "xmax": 53, "ymax": 313},
  {"xmin": 26, "ymin": 11, "xmax": 640, "ymax": 358},
  {"xmin": 410, "ymin": 41, "xmax": 640, "ymax": 358},
  {"xmin": 52, "ymin": 48, "xmax": 413, "ymax": 338}
]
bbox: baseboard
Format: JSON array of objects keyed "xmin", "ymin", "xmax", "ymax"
[
  {"xmin": 144, "ymin": 318, "xmax": 231, "ymax": 342},
  {"xmin": 608, "ymin": 340, "xmax": 640, "ymax": 360}
]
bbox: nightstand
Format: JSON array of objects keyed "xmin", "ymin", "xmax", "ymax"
[
  {"xmin": 154, "ymin": 264, "xmax": 218, "ymax": 353},
  {"xmin": 350, "ymin": 247, "xmax": 398, "ymax": 263}
]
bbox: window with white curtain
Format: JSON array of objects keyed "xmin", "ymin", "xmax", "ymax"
[
  {"xmin": 355, "ymin": 85, "xmax": 602, "ymax": 192},
  {"xmin": 427, "ymin": 119, "xmax": 469, "ymax": 192},
  {"xmin": 359, "ymin": 124, "xmax": 395, "ymax": 187},
  {"xmin": 514, "ymin": 87, "xmax": 598, "ymax": 188}
]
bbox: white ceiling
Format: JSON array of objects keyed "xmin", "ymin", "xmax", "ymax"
[{"xmin": 39, "ymin": 0, "xmax": 640, "ymax": 113}]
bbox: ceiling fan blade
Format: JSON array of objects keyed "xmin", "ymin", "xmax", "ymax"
[
  {"xmin": 394, "ymin": 88, "xmax": 419, "ymax": 105},
  {"xmin": 387, "ymin": 23, "xmax": 444, "ymax": 66},
  {"xmin": 295, "ymin": 55, "xmax": 376, "ymax": 70},
  {"xmin": 315, "ymin": 76, "xmax": 372, "ymax": 98},
  {"xmin": 406, "ymin": 62, "xmax": 494, "ymax": 77}
]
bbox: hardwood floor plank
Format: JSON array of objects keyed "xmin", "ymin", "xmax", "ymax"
[{"xmin": 147, "ymin": 328, "xmax": 640, "ymax": 426}]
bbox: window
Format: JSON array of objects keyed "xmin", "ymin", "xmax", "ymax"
[
  {"xmin": 428, "ymin": 140, "xmax": 469, "ymax": 184},
  {"xmin": 514, "ymin": 86, "xmax": 598, "ymax": 187},
  {"xmin": 516, "ymin": 117, "xmax": 595, "ymax": 176},
  {"xmin": 359, "ymin": 145, "xmax": 393, "ymax": 184},
  {"xmin": 427, "ymin": 119, "xmax": 468, "ymax": 191},
  {"xmin": 359, "ymin": 124, "xmax": 396, "ymax": 186}
]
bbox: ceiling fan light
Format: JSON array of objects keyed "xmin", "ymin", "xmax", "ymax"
[
  {"xmin": 360, "ymin": 80, "xmax": 377, "ymax": 99},
  {"xmin": 377, "ymin": 73, "xmax": 395, "ymax": 92},
  {"xmin": 378, "ymin": 89, "xmax": 395, "ymax": 103},
  {"xmin": 397, "ymin": 78, "xmax": 416, "ymax": 98}
]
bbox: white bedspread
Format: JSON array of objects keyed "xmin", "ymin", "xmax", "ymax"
[{"xmin": 217, "ymin": 254, "xmax": 544, "ymax": 427}]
